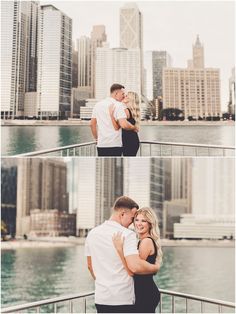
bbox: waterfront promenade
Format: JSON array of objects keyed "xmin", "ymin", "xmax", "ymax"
[
  {"xmin": 2, "ymin": 119, "xmax": 235, "ymax": 127},
  {"xmin": 1, "ymin": 238, "xmax": 234, "ymax": 250}
]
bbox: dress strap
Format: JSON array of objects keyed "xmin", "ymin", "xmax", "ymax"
[{"xmin": 137, "ymin": 237, "xmax": 158, "ymax": 257}]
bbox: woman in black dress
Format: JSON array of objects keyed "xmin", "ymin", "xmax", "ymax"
[
  {"xmin": 112, "ymin": 207, "xmax": 163, "ymax": 313},
  {"xmin": 109, "ymin": 91, "xmax": 140, "ymax": 156}
]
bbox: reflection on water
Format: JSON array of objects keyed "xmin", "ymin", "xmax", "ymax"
[
  {"xmin": 1, "ymin": 125, "xmax": 235, "ymax": 156},
  {"xmin": 1, "ymin": 246, "xmax": 234, "ymax": 311}
]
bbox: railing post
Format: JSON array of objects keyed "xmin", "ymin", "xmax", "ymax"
[
  {"xmin": 73, "ymin": 148, "xmax": 76, "ymax": 156},
  {"xmin": 172, "ymin": 295, "xmax": 175, "ymax": 313},
  {"xmin": 218, "ymin": 304, "xmax": 222, "ymax": 313},
  {"xmin": 201, "ymin": 301, "xmax": 204, "ymax": 313},
  {"xmin": 159, "ymin": 293, "xmax": 162, "ymax": 313},
  {"xmin": 69, "ymin": 300, "xmax": 73, "ymax": 313},
  {"xmin": 185, "ymin": 298, "xmax": 188, "ymax": 313},
  {"xmin": 54, "ymin": 302, "xmax": 57, "ymax": 313},
  {"xmin": 84, "ymin": 298, "xmax": 87, "ymax": 313}
]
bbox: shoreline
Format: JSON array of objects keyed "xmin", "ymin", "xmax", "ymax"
[
  {"xmin": 1, "ymin": 120, "xmax": 235, "ymax": 127},
  {"xmin": 1, "ymin": 238, "xmax": 234, "ymax": 250}
]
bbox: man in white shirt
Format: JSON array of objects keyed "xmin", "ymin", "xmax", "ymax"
[
  {"xmin": 90, "ymin": 84, "xmax": 138, "ymax": 156},
  {"xmin": 85, "ymin": 196, "xmax": 159, "ymax": 313}
]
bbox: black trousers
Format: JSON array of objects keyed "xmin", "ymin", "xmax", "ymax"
[
  {"xmin": 95, "ymin": 304, "xmax": 135, "ymax": 313},
  {"xmin": 97, "ymin": 147, "xmax": 122, "ymax": 157}
]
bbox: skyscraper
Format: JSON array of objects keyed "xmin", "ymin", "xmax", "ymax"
[
  {"xmin": 77, "ymin": 36, "xmax": 91, "ymax": 89},
  {"xmin": 16, "ymin": 158, "xmax": 68, "ymax": 236},
  {"xmin": 163, "ymin": 36, "xmax": 221, "ymax": 119},
  {"xmin": 228, "ymin": 67, "xmax": 235, "ymax": 115},
  {"xmin": 90, "ymin": 25, "xmax": 107, "ymax": 97},
  {"xmin": 192, "ymin": 35, "xmax": 204, "ymax": 69},
  {"xmin": 123, "ymin": 158, "xmax": 164, "ymax": 229},
  {"xmin": 1, "ymin": 1, "xmax": 39, "ymax": 119},
  {"xmin": 144, "ymin": 51, "xmax": 172, "ymax": 100},
  {"xmin": 72, "ymin": 158, "xmax": 122, "ymax": 236},
  {"xmin": 95, "ymin": 46, "xmax": 141, "ymax": 100},
  {"xmin": 37, "ymin": 5, "xmax": 72, "ymax": 119},
  {"xmin": 120, "ymin": 2, "xmax": 143, "ymax": 94}
]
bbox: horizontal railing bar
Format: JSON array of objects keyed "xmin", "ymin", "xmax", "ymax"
[
  {"xmin": 2, "ymin": 289, "xmax": 235, "ymax": 313},
  {"xmin": 159, "ymin": 289, "xmax": 235, "ymax": 308},
  {"xmin": 11, "ymin": 141, "xmax": 235, "ymax": 157},
  {"xmin": 140, "ymin": 141, "xmax": 235, "ymax": 150},
  {"xmin": 1, "ymin": 291, "xmax": 94, "ymax": 313},
  {"xmin": 13, "ymin": 142, "xmax": 97, "ymax": 157}
]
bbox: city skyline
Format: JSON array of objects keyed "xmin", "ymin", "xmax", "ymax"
[{"xmin": 43, "ymin": 0, "xmax": 235, "ymax": 110}]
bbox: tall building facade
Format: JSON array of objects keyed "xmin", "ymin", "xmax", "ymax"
[
  {"xmin": 72, "ymin": 41, "xmax": 78, "ymax": 88},
  {"xmin": 90, "ymin": 25, "xmax": 107, "ymax": 97},
  {"xmin": 144, "ymin": 51, "xmax": 172, "ymax": 100},
  {"xmin": 123, "ymin": 158, "xmax": 164, "ymax": 231},
  {"xmin": 16, "ymin": 158, "xmax": 68, "ymax": 236},
  {"xmin": 191, "ymin": 158, "xmax": 234, "ymax": 217},
  {"xmin": 163, "ymin": 36, "xmax": 221, "ymax": 118},
  {"xmin": 228, "ymin": 67, "xmax": 235, "ymax": 115},
  {"xmin": 37, "ymin": 5, "xmax": 72, "ymax": 118},
  {"xmin": 95, "ymin": 46, "xmax": 141, "ymax": 100},
  {"xmin": 1, "ymin": 1, "xmax": 39, "ymax": 118},
  {"xmin": 73, "ymin": 159, "xmax": 122, "ymax": 236},
  {"xmin": 77, "ymin": 36, "xmax": 91, "ymax": 89},
  {"xmin": 120, "ymin": 2, "xmax": 143, "ymax": 94}
]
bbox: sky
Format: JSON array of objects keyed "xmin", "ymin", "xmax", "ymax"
[{"xmin": 42, "ymin": 0, "xmax": 235, "ymax": 111}]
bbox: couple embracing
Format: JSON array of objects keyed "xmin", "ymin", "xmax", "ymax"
[
  {"xmin": 85, "ymin": 196, "xmax": 162, "ymax": 313},
  {"xmin": 90, "ymin": 84, "xmax": 140, "ymax": 157}
]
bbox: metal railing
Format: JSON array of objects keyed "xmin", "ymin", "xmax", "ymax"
[
  {"xmin": 2, "ymin": 289, "xmax": 235, "ymax": 313},
  {"xmin": 13, "ymin": 141, "xmax": 235, "ymax": 157}
]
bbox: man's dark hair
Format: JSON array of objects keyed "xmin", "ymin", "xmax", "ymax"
[
  {"xmin": 110, "ymin": 83, "xmax": 125, "ymax": 94},
  {"xmin": 113, "ymin": 196, "xmax": 139, "ymax": 211}
]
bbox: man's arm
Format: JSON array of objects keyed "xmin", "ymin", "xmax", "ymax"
[
  {"xmin": 118, "ymin": 118, "xmax": 138, "ymax": 131},
  {"xmin": 87, "ymin": 256, "xmax": 96, "ymax": 280},
  {"xmin": 90, "ymin": 118, "xmax": 98, "ymax": 140},
  {"xmin": 125, "ymin": 254, "xmax": 160, "ymax": 275}
]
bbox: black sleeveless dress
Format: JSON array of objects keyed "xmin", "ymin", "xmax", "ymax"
[
  {"xmin": 122, "ymin": 108, "xmax": 140, "ymax": 156},
  {"xmin": 134, "ymin": 237, "xmax": 160, "ymax": 313}
]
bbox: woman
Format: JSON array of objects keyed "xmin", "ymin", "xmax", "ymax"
[
  {"xmin": 109, "ymin": 91, "xmax": 140, "ymax": 156},
  {"xmin": 112, "ymin": 207, "xmax": 162, "ymax": 313}
]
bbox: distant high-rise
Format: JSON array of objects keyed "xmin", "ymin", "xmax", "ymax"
[
  {"xmin": 123, "ymin": 158, "xmax": 164, "ymax": 230},
  {"xmin": 37, "ymin": 5, "xmax": 72, "ymax": 119},
  {"xmin": 120, "ymin": 2, "xmax": 143, "ymax": 94},
  {"xmin": 144, "ymin": 51, "xmax": 172, "ymax": 100},
  {"xmin": 228, "ymin": 67, "xmax": 235, "ymax": 115},
  {"xmin": 72, "ymin": 42, "xmax": 78, "ymax": 88},
  {"xmin": 163, "ymin": 36, "xmax": 221, "ymax": 118},
  {"xmin": 90, "ymin": 25, "xmax": 107, "ymax": 97},
  {"xmin": 192, "ymin": 35, "xmax": 204, "ymax": 69},
  {"xmin": 16, "ymin": 158, "xmax": 68, "ymax": 236},
  {"xmin": 1, "ymin": 1, "xmax": 39, "ymax": 118},
  {"xmin": 191, "ymin": 158, "xmax": 234, "ymax": 217},
  {"xmin": 95, "ymin": 46, "xmax": 141, "ymax": 100},
  {"xmin": 77, "ymin": 36, "xmax": 91, "ymax": 88},
  {"xmin": 73, "ymin": 159, "xmax": 121, "ymax": 236}
]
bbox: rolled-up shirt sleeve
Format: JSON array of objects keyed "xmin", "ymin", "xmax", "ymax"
[
  {"xmin": 91, "ymin": 105, "xmax": 97, "ymax": 119},
  {"xmin": 84, "ymin": 237, "xmax": 91, "ymax": 256},
  {"xmin": 123, "ymin": 232, "xmax": 138, "ymax": 257}
]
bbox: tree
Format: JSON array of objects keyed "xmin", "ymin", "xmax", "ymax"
[{"xmin": 160, "ymin": 108, "xmax": 184, "ymax": 121}]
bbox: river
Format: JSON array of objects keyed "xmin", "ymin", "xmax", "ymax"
[
  {"xmin": 1, "ymin": 245, "xmax": 234, "ymax": 312},
  {"xmin": 1, "ymin": 125, "xmax": 235, "ymax": 156}
]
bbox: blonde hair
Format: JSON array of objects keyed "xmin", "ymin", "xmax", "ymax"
[
  {"xmin": 126, "ymin": 91, "xmax": 141, "ymax": 128},
  {"xmin": 135, "ymin": 207, "xmax": 163, "ymax": 264}
]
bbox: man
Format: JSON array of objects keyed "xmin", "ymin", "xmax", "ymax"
[
  {"xmin": 90, "ymin": 84, "xmax": 138, "ymax": 156},
  {"xmin": 85, "ymin": 196, "xmax": 160, "ymax": 313}
]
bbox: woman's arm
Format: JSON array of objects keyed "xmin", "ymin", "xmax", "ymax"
[
  {"xmin": 109, "ymin": 104, "xmax": 120, "ymax": 130},
  {"xmin": 87, "ymin": 256, "xmax": 96, "ymax": 280},
  {"xmin": 112, "ymin": 232, "xmax": 134, "ymax": 276}
]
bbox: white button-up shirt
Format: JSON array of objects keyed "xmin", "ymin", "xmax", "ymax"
[
  {"xmin": 85, "ymin": 220, "xmax": 138, "ymax": 305},
  {"xmin": 91, "ymin": 97, "xmax": 127, "ymax": 147}
]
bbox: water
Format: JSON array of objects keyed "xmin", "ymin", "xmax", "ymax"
[
  {"xmin": 1, "ymin": 246, "xmax": 235, "ymax": 312},
  {"xmin": 1, "ymin": 125, "xmax": 235, "ymax": 156}
]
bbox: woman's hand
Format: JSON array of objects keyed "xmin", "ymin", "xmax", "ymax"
[{"xmin": 112, "ymin": 232, "xmax": 124, "ymax": 253}]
